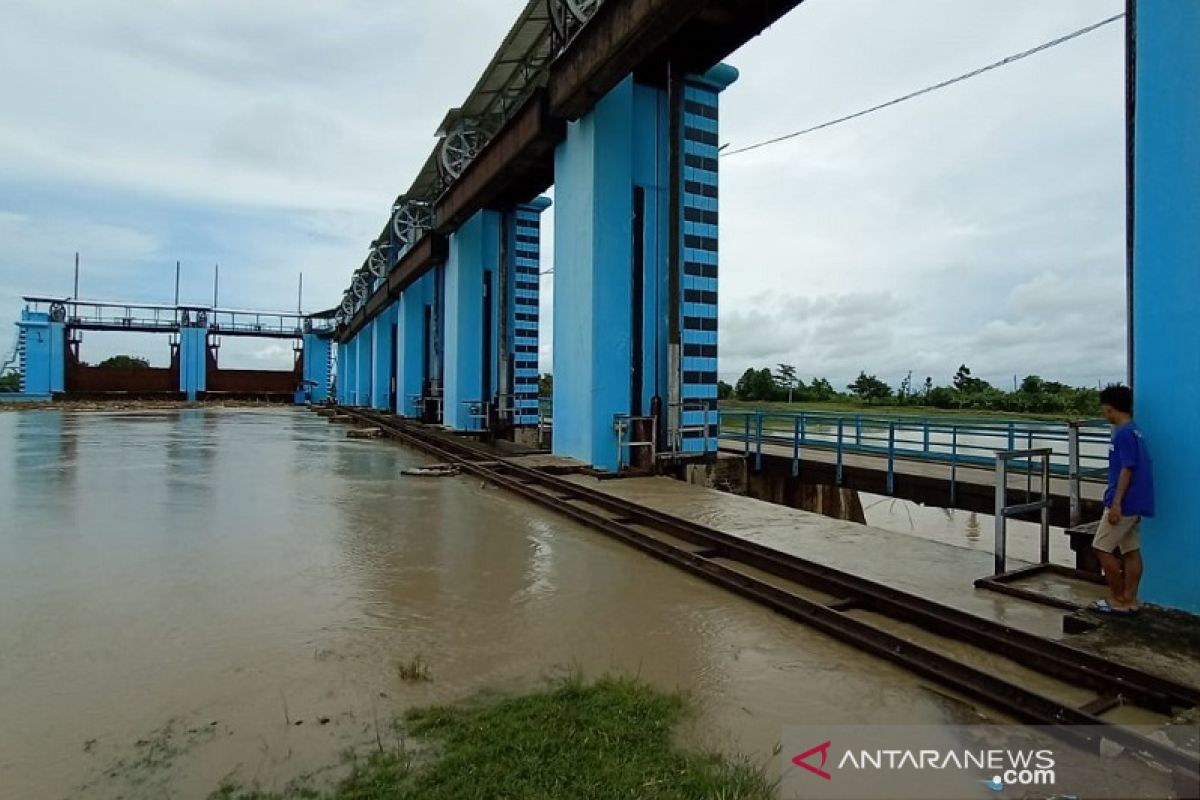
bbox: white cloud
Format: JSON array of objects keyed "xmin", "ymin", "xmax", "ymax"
[{"xmin": 0, "ymin": 0, "xmax": 1129, "ymax": 383}]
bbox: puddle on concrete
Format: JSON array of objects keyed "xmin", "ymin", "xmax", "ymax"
[{"xmin": 0, "ymin": 408, "xmax": 994, "ymax": 798}]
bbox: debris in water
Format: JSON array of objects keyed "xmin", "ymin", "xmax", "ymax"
[
  {"xmin": 401, "ymin": 464, "xmax": 460, "ymax": 477},
  {"xmin": 346, "ymin": 426, "xmax": 383, "ymax": 439}
]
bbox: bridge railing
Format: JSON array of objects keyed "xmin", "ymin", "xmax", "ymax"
[
  {"xmin": 719, "ymin": 409, "xmax": 1110, "ymax": 519},
  {"xmin": 22, "ymin": 297, "xmax": 335, "ymax": 336}
]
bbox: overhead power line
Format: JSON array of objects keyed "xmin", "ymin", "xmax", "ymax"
[{"xmin": 721, "ymin": 12, "xmax": 1125, "ymax": 158}]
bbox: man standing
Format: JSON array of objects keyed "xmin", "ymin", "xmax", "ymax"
[{"xmin": 1091, "ymin": 384, "xmax": 1155, "ymax": 614}]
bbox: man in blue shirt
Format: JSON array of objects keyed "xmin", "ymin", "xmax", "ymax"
[{"xmin": 1091, "ymin": 384, "xmax": 1155, "ymax": 614}]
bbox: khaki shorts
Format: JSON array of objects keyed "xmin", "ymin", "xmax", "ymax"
[{"xmin": 1093, "ymin": 511, "xmax": 1141, "ymax": 554}]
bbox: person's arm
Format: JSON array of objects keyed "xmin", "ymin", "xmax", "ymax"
[{"xmin": 1108, "ymin": 467, "xmax": 1133, "ymax": 523}]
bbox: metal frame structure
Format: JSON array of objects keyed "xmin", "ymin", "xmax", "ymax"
[{"xmin": 975, "ymin": 447, "xmax": 1108, "ymax": 611}]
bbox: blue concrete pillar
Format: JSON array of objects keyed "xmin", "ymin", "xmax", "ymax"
[
  {"xmin": 1131, "ymin": 2, "xmax": 1200, "ymax": 612},
  {"xmin": 178, "ymin": 324, "xmax": 207, "ymax": 401},
  {"xmin": 299, "ymin": 333, "xmax": 333, "ymax": 404},
  {"xmin": 371, "ymin": 303, "xmax": 397, "ymax": 411},
  {"xmin": 506, "ymin": 199, "xmax": 551, "ymax": 427},
  {"xmin": 354, "ymin": 326, "xmax": 373, "ymax": 407},
  {"xmin": 17, "ymin": 309, "xmax": 65, "ymax": 397},
  {"xmin": 397, "ymin": 271, "xmax": 433, "ymax": 417},
  {"xmin": 345, "ymin": 337, "xmax": 358, "ymax": 405},
  {"xmin": 444, "ymin": 210, "xmax": 502, "ymax": 430},
  {"xmin": 552, "ymin": 66, "xmax": 736, "ymax": 471}
]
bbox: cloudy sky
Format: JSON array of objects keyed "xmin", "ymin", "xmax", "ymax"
[{"xmin": 0, "ymin": 0, "xmax": 1126, "ymax": 387}]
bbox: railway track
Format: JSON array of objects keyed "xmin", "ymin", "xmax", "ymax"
[{"xmin": 336, "ymin": 407, "xmax": 1200, "ymax": 781}]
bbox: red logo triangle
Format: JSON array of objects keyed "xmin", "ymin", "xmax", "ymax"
[{"xmin": 792, "ymin": 740, "xmax": 832, "ymax": 780}]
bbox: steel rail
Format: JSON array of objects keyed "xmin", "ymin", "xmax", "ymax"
[{"xmin": 336, "ymin": 407, "xmax": 1200, "ymax": 777}]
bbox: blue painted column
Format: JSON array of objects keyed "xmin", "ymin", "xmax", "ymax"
[
  {"xmin": 552, "ymin": 66, "xmax": 736, "ymax": 471},
  {"xmin": 344, "ymin": 337, "xmax": 358, "ymax": 405},
  {"xmin": 444, "ymin": 210, "xmax": 502, "ymax": 430},
  {"xmin": 1131, "ymin": 1, "xmax": 1200, "ymax": 612},
  {"xmin": 506, "ymin": 198, "xmax": 552, "ymax": 428},
  {"xmin": 354, "ymin": 325, "xmax": 373, "ymax": 407},
  {"xmin": 677, "ymin": 69, "xmax": 736, "ymax": 453},
  {"xmin": 17, "ymin": 309, "xmax": 65, "ymax": 397},
  {"xmin": 371, "ymin": 303, "xmax": 397, "ymax": 411},
  {"xmin": 299, "ymin": 333, "xmax": 333, "ymax": 404},
  {"xmin": 397, "ymin": 274, "xmax": 424, "ymax": 417},
  {"xmin": 178, "ymin": 323, "xmax": 207, "ymax": 402}
]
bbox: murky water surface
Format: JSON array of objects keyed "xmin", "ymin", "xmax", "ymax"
[{"xmin": 0, "ymin": 409, "xmax": 1177, "ymax": 799}]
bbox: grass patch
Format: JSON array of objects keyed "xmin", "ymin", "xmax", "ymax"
[
  {"xmin": 211, "ymin": 675, "xmax": 773, "ymax": 800},
  {"xmin": 396, "ymin": 654, "xmax": 432, "ymax": 683}
]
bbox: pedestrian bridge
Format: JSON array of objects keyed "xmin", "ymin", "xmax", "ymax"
[{"xmin": 4, "ymin": 297, "xmax": 337, "ymax": 403}]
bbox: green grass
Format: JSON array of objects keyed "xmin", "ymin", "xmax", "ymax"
[
  {"xmin": 396, "ymin": 654, "xmax": 432, "ymax": 683},
  {"xmin": 211, "ymin": 675, "xmax": 773, "ymax": 800},
  {"xmin": 718, "ymin": 398, "xmax": 1089, "ymax": 422}
]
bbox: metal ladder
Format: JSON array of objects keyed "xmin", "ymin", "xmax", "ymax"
[{"xmin": 1, "ymin": 327, "xmax": 27, "ymax": 392}]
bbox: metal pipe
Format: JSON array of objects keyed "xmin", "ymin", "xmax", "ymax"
[
  {"xmin": 73, "ymin": 252, "xmax": 80, "ymax": 299},
  {"xmin": 792, "ymin": 415, "xmax": 800, "ymax": 478},
  {"xmin": 950, "ymin": 427, "xmax": 958, "ymax": 506},
  {"xmin": 836, "ymin": 418, "xmax": 844, "ymax": 485},
  {"xmin": 887, "ymin": 421, "xmax": 895, "ymax": 495},
  {"xmin": 994, "ymin": 454, "xmax": 1008, "ymax": 575},
  {"xmin": 755, "ymin": 411, "xmax": 763, "ymax": 472},
  {"xmin": 1068, "ymin": 421, "xmax": 1082, "ymax": 528},
  {"xmin": 174, "ymin": 261, "xmax": 180, "ymax": 306},
  {"xmin": 1041, "ymin": 454, "xmax": 1052, "ymax": 564}
]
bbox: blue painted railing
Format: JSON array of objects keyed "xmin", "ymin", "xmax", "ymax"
[{"xmin": 720, "ymin": 409, "xmax": 1108, "ymax": 518}]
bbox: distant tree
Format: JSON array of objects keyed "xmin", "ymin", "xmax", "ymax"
[
  {"xmin": 809, "ymin": 377, "xmax": 836, "ymax": 402},
  {"xmin": 847, "ymin": 371, "xmax": 892, "ymax": 404},
  {"xmin": 97, "ymin": 355, "xmax": 150, "ymax": 369},
  {"xmin": 0, "ymin": 371, "xmax": 19, "ymax": 392},
  {"xmin": 953, "ymin": 364, "xmax": 973, "ymax": 391},
  {"xmin": 922, "ymin": 376, "xmax": 934, "ymax": 399},
  {"xmin": 927, "ymin": 386, "xmax": 957, "ymax": 408},
  {"xmin": 1020, "ymin": 375, "xmax": 1045, "ymax": 395},
  {"xmin": 735, "ymin": 368, "xmax": 779, "ymax": 401},
  {"xmin": 774, "ymin": 363, "xmax": 798, "ymax": 403},
  {"xmin": 538, "ymin": 373, "xmax": 553, "ymax": 397},
  {"xmin": 734, "ymin": 368, "xmax": 757, "ymax": 400},
  {"xmin": 717, "ymin": 380, "xmax": 734, "ymax": 400},
  {"xmin": 898, "ymin": 371, "xmax": 913, "ymax": 404}
]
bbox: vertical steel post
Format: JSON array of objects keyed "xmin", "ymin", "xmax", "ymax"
[
  {"xmin": 755, "ymin": 411, "xmax": 763, "ymax": 472},
  {"xmin": 73, "ymin": 252, "xmax": 80, "ymax": 299},
  {"xmin": 1025, "ymin": 430, "xmax": 1033, "ymax": 500},
  {"xmin": 836, "ymin": 418, "xmax": 844, "ymax": 485},
  {"xmin": 923, "ymin": 419, "xmax": 930, "ymax": 454},
  {"xmin": 174, "ymin": 261, "xmax": 180, "ymax": 306},
  {"xmin": 950, "ymin": 427, "xmax": 958, "ymax": 507},
  {"xmin": 743, "ymin": 414, "xmax": 750, "ymax": 457},
  {"xmin": 887, "ymin": 421, "xmax": 895, "ymax": 495},
  {"xmin": 855, "ymin": 414, "xmax": 862, "ymax": 446},
  {"xmin": 1040, "ymin": 453, "xmax": 1052, "ymax": 564},
  {"xmin": 994, "ymin": 453, "xmax": 1008, "ymax": 575},
  {"xmin": 791, "ymin": 415, "xmax": 800, "ymax": 477},
  {"xmin": 1068, "ymin": 421, "xmax": 1082, "ymax": 528}
]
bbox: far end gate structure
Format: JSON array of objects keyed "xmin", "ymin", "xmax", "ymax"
[{"xmin": 11, "ymin": 297, "xmax": 335, "ymax": 404}]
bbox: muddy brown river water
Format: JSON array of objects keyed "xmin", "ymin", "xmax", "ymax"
[{"xmin": 0, "ymin": 408, "xmax": 1179, "ymax": 798}]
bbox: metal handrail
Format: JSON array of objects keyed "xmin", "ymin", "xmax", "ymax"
[
  {"xmin": 993, "ymin": 447, "xmax": 1053, "ymax": 575},
  {"xmin": 614, "ymin": 414, "xmax": 657, "ymax": 471},
  {"xmin": 721, "ymin": 408, "xmax": 1107, "ymax": 513}
]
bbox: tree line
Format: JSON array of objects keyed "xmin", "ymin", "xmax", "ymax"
[{"xmin": 722, "ymin": 363, "xmax": 1103, "ymax": 415}]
